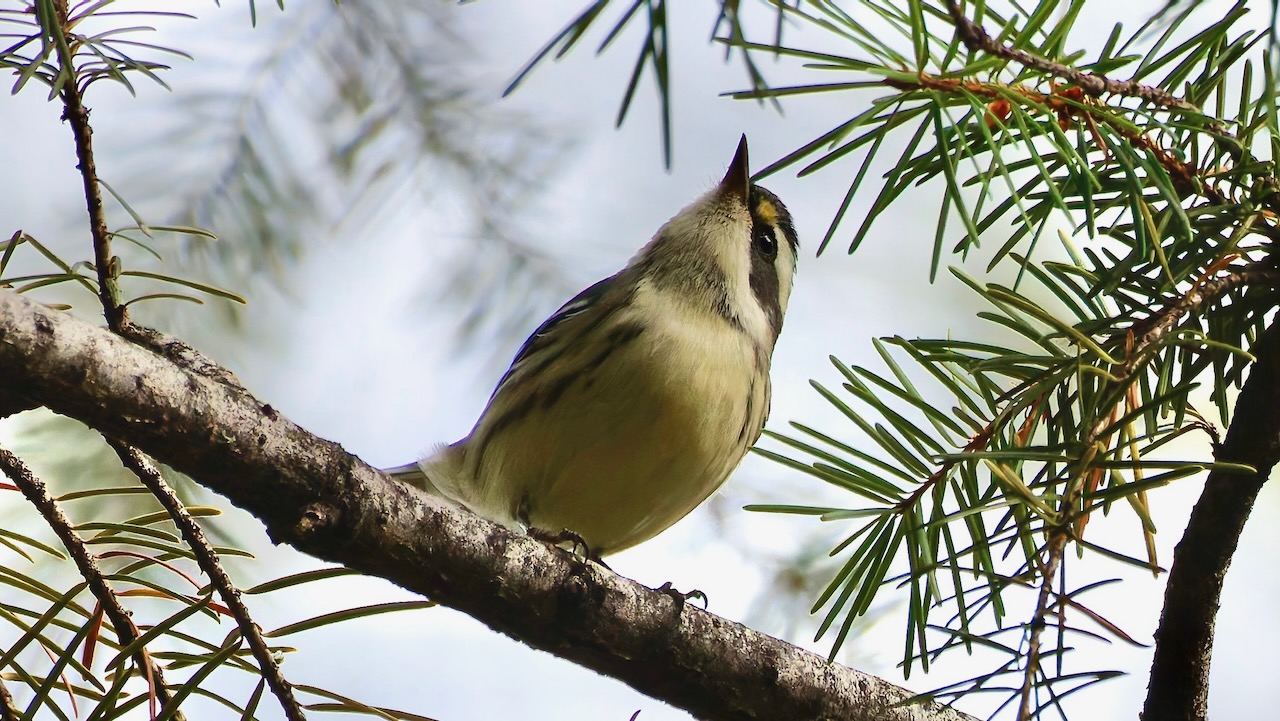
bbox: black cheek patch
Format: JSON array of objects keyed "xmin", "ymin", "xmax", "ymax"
[{"xmin": 748, "ymin": 248, "xmax": 783, "ymax": 341}]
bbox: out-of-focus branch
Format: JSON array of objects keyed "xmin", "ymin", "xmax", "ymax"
[
  {"xmin": 111, "ymin": 442, "xmax": 307, "ymax": 721},
  {"xmin": 0, "ymin": 445, "xmax": 185, "ymax": 720},
  {"xmin": 1143, "ymin": 317, "xmax": 1280, "ymax": 721},
  {"xmin": 0, "ymin": 289, "xmax": 976, "ymax": 721}
]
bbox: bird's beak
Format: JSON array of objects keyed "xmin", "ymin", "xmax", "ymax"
[{"xmin": 718, "ymin": 134, "xmax": 750, "ymax": 206}]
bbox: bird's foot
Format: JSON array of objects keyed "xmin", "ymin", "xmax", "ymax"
[
  {"xmin": 653, "ymin": 582, "xmax": 708, "ymax": 610},
  {"xmin": 528, "ymin": 527, "xmax": 610, "ymax": 569}
]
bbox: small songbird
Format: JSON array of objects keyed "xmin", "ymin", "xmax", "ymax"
[{"xmin": 386, "ymin": 136, "xmax": 798, "ymax": 557}]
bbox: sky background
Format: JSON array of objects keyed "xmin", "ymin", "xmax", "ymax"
[{"xmin": 1, "ymin": 1, "xmax": 1278, "ymax": 719}]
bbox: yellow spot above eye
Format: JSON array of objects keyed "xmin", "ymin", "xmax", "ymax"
[{"xmin": 753, "ymin": 199, "xmax": 778, "ymax": 226}]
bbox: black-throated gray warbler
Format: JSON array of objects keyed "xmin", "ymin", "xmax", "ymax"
[{"xmin": 387, "ymin": 136, "xmax": 798, "ymax": 556}]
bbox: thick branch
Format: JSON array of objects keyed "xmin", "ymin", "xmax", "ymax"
[
  {"xmin": 1143, "ymin": 317, "xmax": 1280, "ymax": 720},
  {"xmin": 0, "ymin": 290, "xmax": 975, "ymax": 721},
  {"xmin": 0, "ymin": 390, "xmax": 37, "ymax": 419}
]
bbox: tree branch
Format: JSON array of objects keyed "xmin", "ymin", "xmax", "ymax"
[
  {"xmin": 111, "ymin": 442, "xmax": 307, "ymax": 721},
  {"xmin": 1129, "ymin": 263, "xmax": 1280, "ymax": 358},
  {"xmin": 941, "ymin": 0, "xmax": 1197, "ymax": 111},
  {"xmin": 0, "ymin": 289, "xmax": 976, "ymax": 721},
  {"xmin": 1142, "ymin": 315, "xmax": 1280, "ymax": 721},
  {"xmin": 45, "ymin": 0, "xmax": 128, "ymax": 332}
]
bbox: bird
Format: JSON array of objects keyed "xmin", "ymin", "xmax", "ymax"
[{"xmin": 386, "ymin": 135, "xmax": 798, "ymax": 557}]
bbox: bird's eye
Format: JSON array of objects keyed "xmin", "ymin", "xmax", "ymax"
[{"xmin": 754, "ymin": 226, "xmax": 778, "ymax": 261}]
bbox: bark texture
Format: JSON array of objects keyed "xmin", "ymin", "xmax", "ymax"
[
  {"xmin": 1143, "ymin": 319, "xmax": 1280, "ymax": 721},
  {"xmin": 0, "ymin": 290, "xmax": 974, "ymax": 721}
]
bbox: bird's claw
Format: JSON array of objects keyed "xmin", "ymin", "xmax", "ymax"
[
  {"xmin": 654, "ymin": 581, "xmax": 708, "ymax": 609},
  {"xmin": 528, "ymin": 527, "xmax": 610, "ymax": 568}
]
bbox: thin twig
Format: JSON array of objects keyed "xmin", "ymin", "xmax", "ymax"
[
  {"xmin": 0, "ymin": 446, "xmax": 185, "ymax": 720},
  {"xmin": 45, "ymin": 0, "xmax": 128, "ymax": 331},
  {"xmin": 942, "ymin": 0, "xmax": 1198, "ymax": 111},
  {"xmin": 43, "ymin": 2, "xmax": 255, "ymax": 386},
  {"xmin": 1129, "ymin": 263, "xmax": 1280, "ymax": 356},
  {"xmin": 1003, "ymin": 266, "xmax": 1280, "ymax": 717},
  {"xmin": 1017, "ymin": 531, "xmax": 1067, "ymax": 718},
  {"xmin": 111, "ymin": 441, "xmax": 308, "ymax": 721},
  {"xmin": 1011, "ymin": 435, "xmax": 1099, "ymax": 718},
  {"xmin": 932, "ymin": 0, "xmax": 1280, "ymax": 244}
]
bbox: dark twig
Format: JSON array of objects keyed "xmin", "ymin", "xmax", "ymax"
[
  {"xmin": 1129, "ymin": 263, "xmax": 1280, "ymax": 354},
  {"xmin": 44, "ymin": 0, "xmax": 260, "ymax": 382},
  {"xmin": 1143, "ymin": 317, "xmax": 1280, "ymax": 720},
  {"xmin": 1018, "ymin": 532, "xmax": 1067, "ymax": 719},
  {"xmin": 45, "ymin": 0, "xmax": 128, "ymax": 331},
  {"xmin": 942, "ymin": 0, "xmax": 1198, "ymax": 111},
  {"xmin": 111, "ymin": 442, "xmax": 308, "ymax": 721},
  {"xmin": 0, "ymin": 446, "xmax": 185, "ymax": 720}
]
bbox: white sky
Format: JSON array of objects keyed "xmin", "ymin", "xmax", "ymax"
[{"xmin": 1, "ymin": 1, "xmax": 1278, "ymax": 720}]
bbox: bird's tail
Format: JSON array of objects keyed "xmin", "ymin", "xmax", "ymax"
[{"xmin": 382, "ymin": 462, "xmax": 446, "ymax": 497}]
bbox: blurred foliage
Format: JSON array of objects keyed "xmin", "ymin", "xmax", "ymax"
[
  {"xmin": 0, "ymin": 0, "xmax": 567, "ymax": 718},
  {"xmin": 1, "ymin": 0, "xmax": 574, "ymax": 344},
  {"xmin": 111, "ymin": 0, "xmax": 575, "ymax": 348},
  {"xmin": 3, "ymin": 0, "xmax": 575, "ymax": 527}
]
